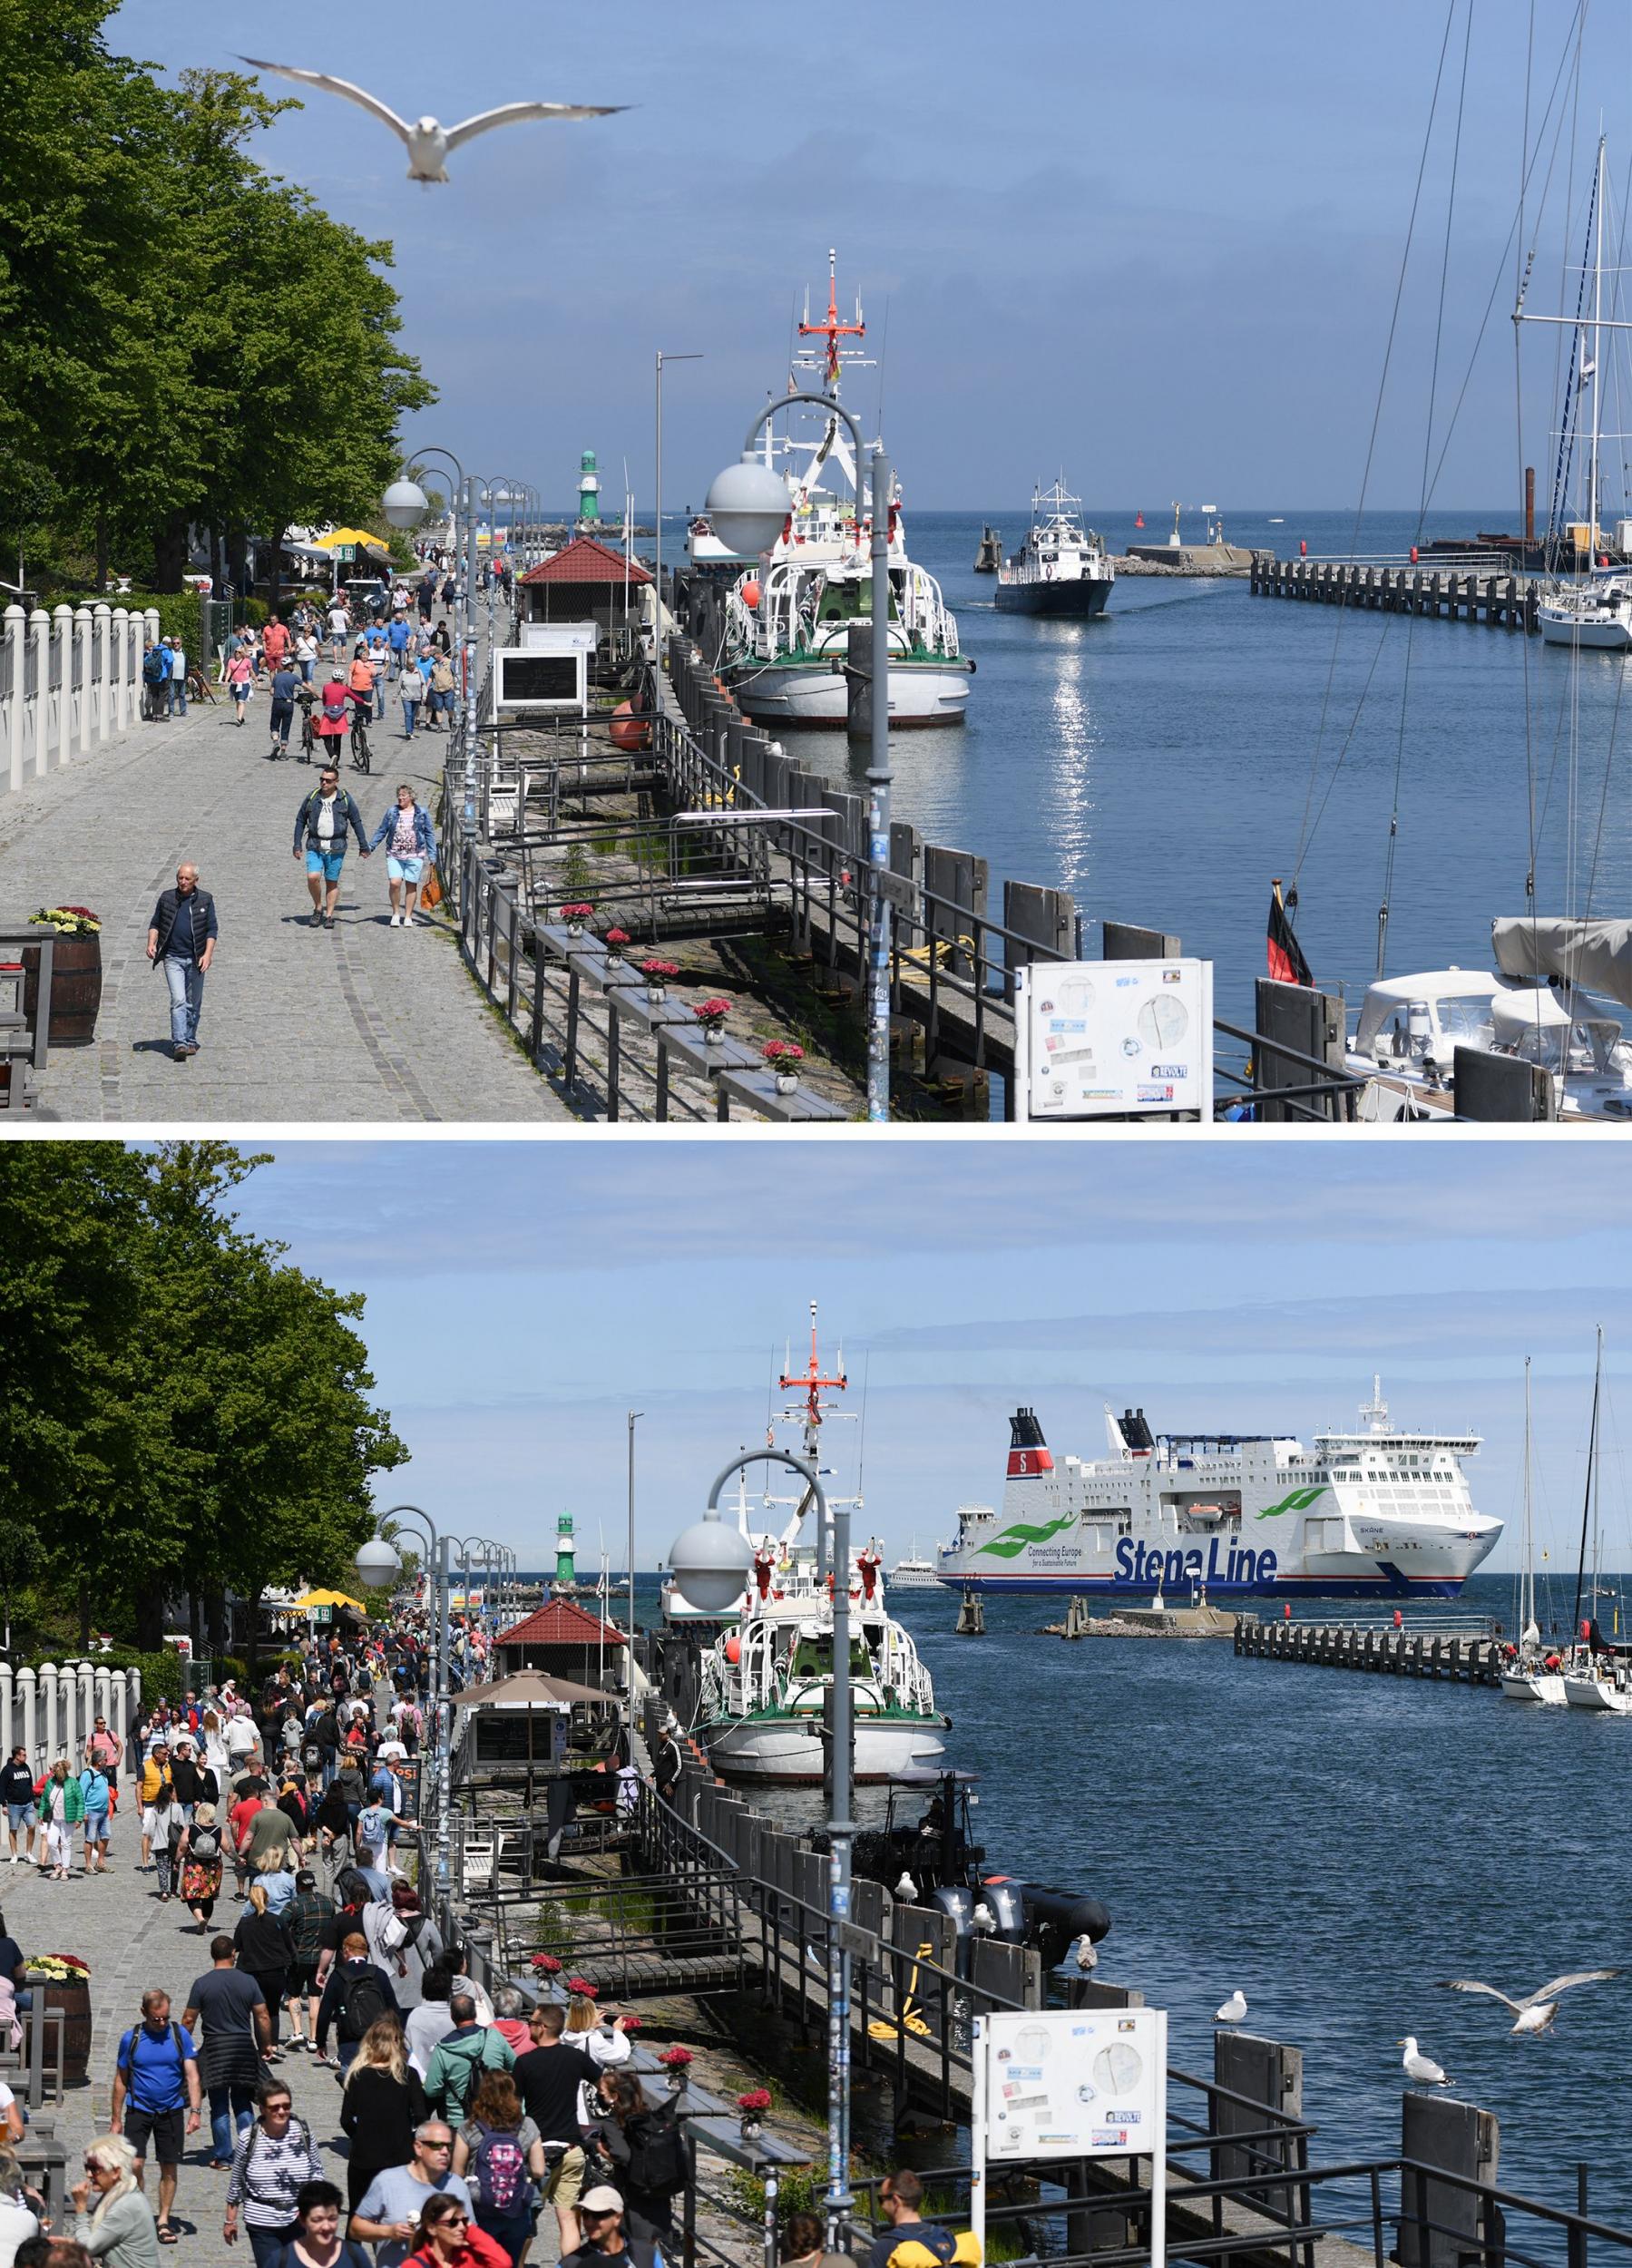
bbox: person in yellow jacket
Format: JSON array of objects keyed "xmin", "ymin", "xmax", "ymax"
[
  {"xmin": 140, "ymin": 1744, "xmax": 172, "ymax": 1872},
  {"xmin": 866, "ymin": 2173, "xmax": 980, "ymax": 2268}
]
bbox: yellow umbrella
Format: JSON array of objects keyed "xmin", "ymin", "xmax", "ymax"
[
  {"xmin": 293, "ymin": 1587, "xmax": 366, "ymax": 1611},
  {"xmin": 316, "ymin": 529, "xmax": 391, "ymax": 558}
]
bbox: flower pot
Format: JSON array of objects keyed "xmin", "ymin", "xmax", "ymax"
[
  {"xmin": 739, "ymin": 2116, "xmax": 764, "ymax": 2143},
  {"xmin": 702, "ymin": 1025, "xmax": 724, "ymax": 1047},
  {"xmin": 646, "ymin": 985, "xmax": 666, "ymax": 1006},
  {"xmin": 665, "ymin": 2072, "xmax": 688, "ymax": 2096},
  {"xmin": 38, "ymin": 1972, "xmax": 92, "ymax": 2083},
  {"xmin": 23, "ymin": 932, "xmax": 103, "ymax": 1048},
  {"xmin": 775, "ymin": 1073, "xmax": 799, "ymax": 1096},
  {"xmin": 606, "ymin": 950, "xmax": 623, "ymax": 968},
  {"xmin": 565, "ymin": 923, "xmax": 583, "ymax": 941}
]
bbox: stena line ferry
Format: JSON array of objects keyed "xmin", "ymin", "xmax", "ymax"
[{"xmin": 937, "ymin": 1382, "xmax": 1502, "ymax": 1601}]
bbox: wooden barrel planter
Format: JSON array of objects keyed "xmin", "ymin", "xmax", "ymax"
[
  {"xmin": 22, "ymin": 934, "xmax": 103, "ymax": 1048},
  {"xmin": 38, "ymin": 1975, "xmax": 92, "ymax": 2084}
]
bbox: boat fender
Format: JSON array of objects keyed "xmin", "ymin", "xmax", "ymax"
[
  {"xmin": 741, "ymin": 580, "xmax": 760, "ymax": 610},
  {"xmin": 724, "ymin": 1635, "xmax": 741, "ymax": 1664},
  {"xmin": 1021, "ymin": 1883, "xmax": 1112, "ymax": 1946}
]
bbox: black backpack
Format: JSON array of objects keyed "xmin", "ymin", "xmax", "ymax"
[
  {"xmin": 625, "ymin": 2104, "xmax": 688, "ymax": 2196},
  {"xmin": 337, "ymin": 1965, "xmax": 389, "ymax": 2042}
]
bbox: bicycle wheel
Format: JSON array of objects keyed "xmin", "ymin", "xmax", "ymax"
[{"xmin": 353, "ymin": 725, "xmax": 370, "ymax": 776}]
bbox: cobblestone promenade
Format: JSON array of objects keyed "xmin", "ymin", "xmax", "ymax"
[
  {"xmin": 4, "ymin": 1824, "xmax": 541, "ymax": 2268},
  {"xmin": 0, "ymin": 675, "xmax": 567, "ymax": 1122}
]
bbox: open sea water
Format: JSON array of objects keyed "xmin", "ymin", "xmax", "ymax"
[{"xmin": 748, "ymin": 507, "xmax": 1632, "ymax": 1044}]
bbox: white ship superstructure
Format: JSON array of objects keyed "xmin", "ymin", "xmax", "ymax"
[{"xmin": 938, "ymin": 1381, "xmax": 1501, "ymax": 1601}]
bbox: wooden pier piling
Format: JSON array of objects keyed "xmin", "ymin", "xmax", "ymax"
[
  {"xmin": 1249, "ymin": 552, "xmax": 1539, "ymax": 633},
  {"xmin": 1234, "ymin": 1614, "xmax": 1503, "ymax": 1685}
]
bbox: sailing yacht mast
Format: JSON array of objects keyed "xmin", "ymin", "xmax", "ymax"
[
  {"xmin": 1520, "ymin": 1357, "xmax": 1537, "ymax": 1643},
  {"xmin": 1589, "ymin": 136, "xmax": 1605, "ymax": 562},
  {"xmin": 1572, "ymin": 1325, "xmax": 1604, "ymax": 1634}
]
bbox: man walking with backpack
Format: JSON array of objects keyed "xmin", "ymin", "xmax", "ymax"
[
  {"xmin": 513, "ymin": 2004, "xmax": 598, "ymax": 2257},
  {"xmin": 314, "ymin": 1930, "xmax": 400, "ymax": 2073},
  {"xmin": 293, "ymin": 767, "xmax": 371, "ymax": 931},
  {"xmin": 111, "ymin": 1988, "xmax": 203, "ymax": 2246},
  {"xmin": 425, "ymin": 1994, "xmax": 514, "ymax": 2127}
]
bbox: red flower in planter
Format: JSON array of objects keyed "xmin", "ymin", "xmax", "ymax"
[
  {"xmin": 658, "ymin": 2047, "xmax": 693, "ymax": 2070},
  {"xmin": 693, "ymin": 996, "xmax": 731, "ymax": 1031},
  {"xmin": 737, "ymin": 2088, "xmax": 772, "ymax": 2114},
  {"xmin": 640, "ymin": 958, "xmax": 679, "ymax": 981},
  {"xmin": 559, "ymin": 902, "xmax": 595, "ymax": 922},
  {"xmin": 529, "ymin": 1953, "xmax": 562, "ymax": 1975},
  {"xmin": 604, "ymin": 928, "xmax": 630, "ymax": 948},
  {"xmin": 565, "ymin": 1976, "xmax": 597, "ymax": 1999},
  {"xmin": 762, "ymin": 1041, "xmax": 804, "ymax": 1065}
]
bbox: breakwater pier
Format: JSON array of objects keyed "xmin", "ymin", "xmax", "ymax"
[
  {"xmin": 1249, "ymin": 553, "xmax": 1541, "ymax": 632},
  {"xmin": 1234, "ymin": 1613, "xmax": 1506, "ymax": 1685}
]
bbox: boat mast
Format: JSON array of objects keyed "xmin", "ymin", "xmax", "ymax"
[
  {"xmin": 1589, "ymin": 137, "xmax": 1606, "ymax": 566},
  {"xmin": 777, "ymin": 1301, "xmax": 847, "ymax": 1577},
  {"xmin": 1520, "ymin": 1356, "xmax": 1535, "ymax": 1639},
  {"xmin": 1572, "ymin": 1325, "xmax": 1603, "ymax": 1634}
]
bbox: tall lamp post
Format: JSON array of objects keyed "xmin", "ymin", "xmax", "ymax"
[
  {"xmin": 357, "ymin": 1505, "xmax": 451, "ymax": 1931},
  {"xmin": 653, "ymin": 351, "xmax": 704, "ymax": 665},
  {"xmin": 626, "ymin": 1413, "xmax": 643, "ymax": 1694},
  {"xmin": 384, "ymin": 456, "xmax": 480, "ymax": 842},
  {"xmin": 706, "ymin": 394, "xmax": 894, "ymax": 1122},
  {"xmin": 667, "ymin": 1451, "xmax": 855, "ymax": 2249}
]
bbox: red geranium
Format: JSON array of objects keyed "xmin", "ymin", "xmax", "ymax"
[
  {"xmin": 530, "ymin": 1952, "xmax": 562, "ymax": 1975},
  {"xmin": 604, "ymin": 928, "xmax": 630, "ymax": 947},
  {"xmin": 640, "ymin": 958, "xmax": 679, "ymax": 980},
  {"xmin": 565, "ymin": 1976, "xmax": 597, "ymax": 1999},
  {"xmin": 737, "ymin": 2088, "xmax": 772, "ymax": 2114},
  {"xmin": 658, "ymin": 2047, "xmax": 693, "ymax": 2069},
  {"xmin": 619, "ymin": 2015, "xmax": 642, "ymax": 2033},
  {"xmin": 693, "ymin": 996, "xmax": 731, "ymax": 1031},
  {"xmin": 762, "ymin": 1041, "xmax": 804, "ymax": 1064},
  {"xmin": 559, "ymin": 902, "xmax": 594, "ymax": 921}
]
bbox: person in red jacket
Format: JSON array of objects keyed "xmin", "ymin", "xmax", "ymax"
[{"xmin": 403, "ymin": 2191, "xmax": 509, "ymax": 2268}]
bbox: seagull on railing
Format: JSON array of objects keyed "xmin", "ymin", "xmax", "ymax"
[
  {"xmin": 1216, "ymin": 1989, "xmax": 1246, "ymax": 2023},
  {"xmin": 894, "ymin": 1872, "xmax": 917, "ymax": 1901},
  {"xmin": 237, "ymin": 60, "xmax": 626, "ymax": 181},
  {"xmin": 1072, "ymin": 1933, "xmax": 1099, "ymax": 1974},
  {"xmin": 1400, "ymin": 2036, "xmax": 1451, "ymax": 2085},
  {"xmin": 1440, "ymin": 1968, "xmax": 1621, "ymax": 2035}
]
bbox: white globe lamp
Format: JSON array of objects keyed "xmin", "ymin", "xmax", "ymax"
[
  {"xmin": 382, "ymin": 479, "xmax": 431, "ymax": 531},
  {"xmin": 355, "ymin": 1535, "xmax": 404, "ymax": 1588},
  {"xmin": 703, "ymin": 458, "xmax": 792, "ymax": 557},
  {"xmin": 666, "ymin": 1510, "xmax": 754, "ymax": 1614}
]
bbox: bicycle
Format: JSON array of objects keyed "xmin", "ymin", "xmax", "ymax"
[
  {"xmin": 297, "ymin": 693, "xmax": 318, "ymax": 763},
  {"xmin": 348, "ymin": 700, "xmax": 372, "ymax": 776}
]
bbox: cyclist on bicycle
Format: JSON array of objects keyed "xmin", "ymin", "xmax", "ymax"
[
  {"xmin": 347, "ymin": 645, "xmax": 376, "ymax": 735},
  {"xmin": 314, "ymin": 672, "xmax": 350, "ymax": 761}
]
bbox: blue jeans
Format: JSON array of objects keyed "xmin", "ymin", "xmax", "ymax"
[
  {"xmin": 208, "ymin": 2083, "xmax": 254, "ymax": 2162},
  {"xmin": 167, "ymin": 678, "xmax": 187, "ymax": 717},
  {"xmin": 162, "ymin": 956, "xmax": 204, "ymax": 1047},
  {"xmin": 249, "ymin": 2225, "xmax": 296, "ymax": 2268},
  {"xmin": 402, "ymin": 695, "xmax": 419, "ymax": 738}
]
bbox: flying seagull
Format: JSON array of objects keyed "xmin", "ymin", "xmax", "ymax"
[
  {"xmin": 238, "ymin": 61, "xmax": 626, "ymax": 182},
  {"xmin": 1400, "ymin": 2036, "xmax": 1451, "ymax": 2085},
  {"xmin": 1216, "ymin": 1990, "xmax": 1246, "ymax": 2024},
  {"xmin": 1440, "ymin": 1968, "xmax": 1621, "ymax": 2036}
]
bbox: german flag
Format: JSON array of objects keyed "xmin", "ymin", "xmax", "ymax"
[{"xmin": 1267, "ymin": 879, "xmax": 1313, "ymax": 987}]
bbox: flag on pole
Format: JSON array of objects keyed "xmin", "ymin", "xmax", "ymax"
[{"xmin": 1267, "ymin": 880, "xmax": 1313, "ymax": 986}]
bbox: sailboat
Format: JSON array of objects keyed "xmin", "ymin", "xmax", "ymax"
[
  {"xmin": 692, "ymin": 1305, "xmax": 947, "ymax": 1784},
  {"xmin": 1561, "ymin": 1329, "xmax": 1632, "ymax": 1711},
  {"xmin": 1498, "ymin": 1359, "xmax": 1565, "ymax": 1703},
  {"xmin": 1528, "ymin": 139, "xmax": 1632, "ymax": 650}
]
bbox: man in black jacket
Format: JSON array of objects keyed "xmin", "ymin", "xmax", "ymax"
[
  {"xmin": 146, "ymin": 864, "xmax": 218, "ymax": 1061},
  {"xmin": 0, "ymin": 1752, "xmax": 36, "ymax": 1866},
  {"xmin": 292, "ymin": 766, "xmax": 370, "ymax": 930}
]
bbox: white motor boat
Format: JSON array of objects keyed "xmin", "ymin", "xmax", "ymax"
[
  {"xmin": 1346, "ymin": 968, "xmax": 1632, "ymax": 1120},
  {"xmin": 1539, "ymin": 569, "xmax": 1632, "ymax": 650}
]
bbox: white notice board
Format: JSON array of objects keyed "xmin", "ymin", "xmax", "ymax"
[
  {"xmin": 1015, "ymin": 961, "xmax": 1213, "ymax": 1119},
  {"xmin": 972, "ymin": 2008, "xmax": 1168, "ymax": 2268}
]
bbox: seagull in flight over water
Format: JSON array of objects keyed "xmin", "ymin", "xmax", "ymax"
[
  {"xmin": 238, "ymin": 61, "xmax": 626, "ymax": 181},
  {"xmin": 1440, "ymin": 1969, "xmax": 1621, "ymax": 2035},
  {"xmin": 1400, "ymin": 2037, "xmax": 1451, "ymax": 2085}
]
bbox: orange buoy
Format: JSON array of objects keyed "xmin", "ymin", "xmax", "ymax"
[
  {"xmin": 724, "ymin": 1634, "xmax": 741, "ymax": 1664},
  {"xmin": 609, "ymin": 700, "xmax": 649, "ymax": 753},
  {"xmin": 741, "ymin": 578, "xmax": 760, "ymax": 610}
]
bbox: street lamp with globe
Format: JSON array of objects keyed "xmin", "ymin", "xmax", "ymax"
[
  {"xmin": 705, "ymin": 393, "xmax": 894, "ymax": 1123},
  {"xmin": 357, "ymin": 1507, "xmax": 452, "ymax": 1927},
  {"xmin": 666, "ymin": 1450, "xmax": 855, "ymax": 2247}
]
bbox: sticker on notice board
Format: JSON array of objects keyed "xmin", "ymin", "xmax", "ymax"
[
  {"xmin": 1016, "ymin": 962, "xmax": 1212, "ymax": 1120},
  {"xmin": 980, "ymin": 2007, "xmax": 1166, "ymax": 2161}
]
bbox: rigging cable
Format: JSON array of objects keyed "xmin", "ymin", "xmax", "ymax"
[
  {"xmin": 1291, "ymin": 1, "xmax": 1458, "ymax": 904},
  {"xmin": 1377, "ymin": 0, "xmax": 1475, "ymax": 980}
]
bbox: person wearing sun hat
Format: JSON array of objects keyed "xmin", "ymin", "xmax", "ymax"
[{"xmin": 559, "ymin": 2185, "xmax": 658, "ymax": 2268}]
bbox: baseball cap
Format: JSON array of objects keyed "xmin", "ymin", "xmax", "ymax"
[{"xmin": 579, "ymin": 2189, "xmax": 623, "ymax": 2216}]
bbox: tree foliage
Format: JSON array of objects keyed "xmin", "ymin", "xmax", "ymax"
[
  {"xmin": 0, "ymin": 1143, "xmax": 407, "ymax": 1648},
  {"xmin": 0, "ymin": 5, "xmax": 435, "ymax": 588}
]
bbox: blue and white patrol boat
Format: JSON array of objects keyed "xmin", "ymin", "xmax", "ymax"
[{"xmin": 937, "ymin": 1381, "xmax": 1501, "ymax": 1601}]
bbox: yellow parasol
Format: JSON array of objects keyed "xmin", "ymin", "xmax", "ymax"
[{"xmin": 293, "ymin": 1587, "xmax": 366, "ymax": 1611}]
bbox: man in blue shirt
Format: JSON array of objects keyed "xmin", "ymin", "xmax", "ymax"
[
  {"xmin": 386, "ymin": 611, "xmax": 412, "ymax": 680},
  {"xmin": 112, "ymin": 1988, "xmax": 201, "ymax": 2243}
]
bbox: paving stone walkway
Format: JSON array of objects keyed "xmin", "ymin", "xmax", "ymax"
[{"xmin": 0, "ymin": 666, "xmax": 567, "ymax": 1122}]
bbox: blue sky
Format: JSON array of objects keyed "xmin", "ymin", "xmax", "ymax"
[
  {"xmin": 224, "ymin": 1141, "xmax": 1632, "ymax": 1576},
  {"xmin": 109, "ymin": 0, "xmax": 1627, "ymax": 510}
]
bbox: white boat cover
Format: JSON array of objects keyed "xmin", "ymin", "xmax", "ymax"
[
  {"xmin": 1489, "ymin": 988, "xmax": 1571, "ymax": 1042},
  {"xmin": 1491, "ymin": 917, "xmax": 1632, "ymax": 1011}
]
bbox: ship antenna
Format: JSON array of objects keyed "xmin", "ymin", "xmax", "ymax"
[{"xmin": 856, "ymin": 1352, "xmax": 872, "ymax": 1506}]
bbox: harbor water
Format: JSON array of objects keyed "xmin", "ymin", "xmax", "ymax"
[
  {"xmin": 692, "ymin": 1570, "xmax": 1632, "ymax": 2223},
  {"xmin": 752, "ymin": 508, "xmax": 1632, "ymax": 1042}
]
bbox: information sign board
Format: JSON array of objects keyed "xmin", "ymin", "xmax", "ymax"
[
  {"xmin": 1015, "ymin": 960, "xmax": 1213, "ymax": 1119},
  {"xmin": 972, "ymin": 2008, "xmax": 1168, "ymax": 2268}
]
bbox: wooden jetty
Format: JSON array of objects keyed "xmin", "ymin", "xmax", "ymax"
[
  {"xmin": 1235, "ymin": 1615, "xmax": 1504, "ymax": 1684},
  {"xmin": 1249, "ymin": 552, "xmax": 1540, "ymax": 632}
]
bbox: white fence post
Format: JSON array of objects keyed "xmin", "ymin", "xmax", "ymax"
[
  {"xmin": 4, "ymin": 605, "xmax": 23, "ymax": 795},
  {"xmin": 61, "ymin": 1659, "xmax": 78, "ymax": 1769},
  {"xmin": 16, "ymin": 1670, "xmax": 34, "ymax": 1774},
  {"xmin": 27, "ymin": 610, "xmax": 48, "ymax": 782},
  {"xmin": 53, "ymin": 605, "xmax": 73, "ymax": 775},
  {"xmin": 0, "ymin": 1668, "xmax": 11, "ymax": 1761},
  {"xmin": 94, "ymin": 603, "xmax": 112, "ymax": 744},
  {"xmin": 111, "ymin": 608, "xmax": 129, "ymax": 730},
  {"xmin": 36, "ymin": 1664, "xmax": 57, "ymax": 1765},
  {"xmin": 74, "ymin": 606, "xmax": 93, "ymax": 758}
]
